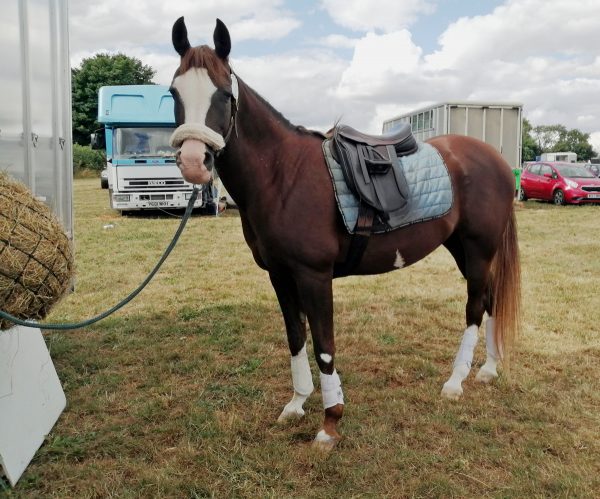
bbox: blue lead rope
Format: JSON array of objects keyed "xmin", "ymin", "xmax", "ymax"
[{"xmin": 0, "ymin": 187, "xmax": 201, "ymax": 330}]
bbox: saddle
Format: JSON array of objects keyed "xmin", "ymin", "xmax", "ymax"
[
  {"xmin": 328, "ymin": 123, "xmax": 418, "ymax": 276},
  {"xmin": 330, "ymin": 123, "xmax": 417, "ymax": 217}
]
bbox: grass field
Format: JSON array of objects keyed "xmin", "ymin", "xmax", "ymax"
[{"xmin": 4, "ymin": 178, "xmax": 600, "ymax": 497}]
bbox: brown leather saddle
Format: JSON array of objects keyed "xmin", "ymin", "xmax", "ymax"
[{"xmin": 328, "ymin": 123, "xmax": 418, "ymax": 276}]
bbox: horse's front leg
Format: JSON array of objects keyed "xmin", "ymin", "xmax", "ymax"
[
  {"xmin": 296, "ymin": 271, "xmax": 344, "ymax": 451},
  {"xmin": 270, "ymin": 271, "xmax": 314, "ymax": 422}
]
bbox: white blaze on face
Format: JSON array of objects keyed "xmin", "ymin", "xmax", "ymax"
[
  {"xmin": 171, "ymin": 68, "xmax": 221, "ymax": 184},
  {"xmin": 172, "ymin": 67, "xmax": 218, "ymax": 126}
]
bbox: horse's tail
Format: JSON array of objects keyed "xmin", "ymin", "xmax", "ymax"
[{"xmin": 491, "ymin": 208, "xmax": 521, "ymax": 364}]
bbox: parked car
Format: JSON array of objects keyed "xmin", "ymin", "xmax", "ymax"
[
  {"xmin": 100, "ymin": 168, "xmax": 108, "ymax": 189},
  {"xmin": 520, "ymin": 162, "xmax": 600, "ymax": 205}
]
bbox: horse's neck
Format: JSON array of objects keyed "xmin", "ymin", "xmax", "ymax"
[{"xmin": 217, "ymin": 81, "xmax": 308, "ymax": 210}]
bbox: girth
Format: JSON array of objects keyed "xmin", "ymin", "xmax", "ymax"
[{"xmin": 330, "ymin": 123, "xmax": 418, "ymax": 276}]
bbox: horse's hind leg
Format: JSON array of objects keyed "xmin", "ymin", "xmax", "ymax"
[
  {"xmin": 270, "ymin": 271, "xmax": 314, "ymax": 422},
  {"xmin": 442, "ymin": 239, "xmax": 494, "ymax": 400}
]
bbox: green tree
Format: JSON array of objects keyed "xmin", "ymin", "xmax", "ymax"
[
  {"xmin": 522, "ymin": 118, "xmax": 541, "ymax": 162},
  {"xmin": 531, "ymin": 124, "xmax": 567, "ymax": 152},
  {"xmin": 71, "ymin": 53, "xmax": 155, "ymax": 145}
]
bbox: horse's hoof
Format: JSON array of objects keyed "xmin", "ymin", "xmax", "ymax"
[
  {"xmin": 475, "ymin": 367, "xmax": 498, "ymax": 383},
  {"xmin": 277, "ymin": 407, "xmax": 305, "ymax": 423},
  {"xmin": 441, "ymin": 382, "xmax": 463, "ymax": 400},
  {"xmin": 312, "ymin": 430, "xmax": 340, "ymax": 452}
]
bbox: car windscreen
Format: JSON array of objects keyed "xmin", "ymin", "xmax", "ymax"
[
  {"xmin": 114, "ymin": 127, "xmax": 176, "ymax": 159},
  {"xmin": 554, "ymin": 164, "xmax": 596, "ymax": 179}
]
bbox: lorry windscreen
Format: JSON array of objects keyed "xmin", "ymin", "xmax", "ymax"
[{"xmin": 114, "ymin": 127, "xmax": 176, "ymax": 159}]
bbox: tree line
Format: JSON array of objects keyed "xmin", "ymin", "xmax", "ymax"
[{"xmin": 522, "ymin": 119, "xmax": 596, "ymax": 162}]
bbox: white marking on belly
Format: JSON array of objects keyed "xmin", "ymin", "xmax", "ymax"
[
  {"xmin": 394, "ymin": 250, "xmax": 405, "ymax": 269},
  {"xmin": 320, "ymin": 353, "xmax": 332, "ymax": 364}
]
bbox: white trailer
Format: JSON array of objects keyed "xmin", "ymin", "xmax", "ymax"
[
  {"xmin": 0, "ymin": 0, "xmax": 70, "ymax": 487},
  {"xmin": 383, "ymin": 102, "xmax": 523, "ymax": 169},
  {"xmin": 540, "ymin": 151, "xmax": 577, "ymax": 163}
]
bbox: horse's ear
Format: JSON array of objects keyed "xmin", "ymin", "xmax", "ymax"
[
  {"xmin": 172, "ymin": 16, "xmax": 191, "ymax": 57},
  {"xmin": 213, "ymin": 18, "xmax": 231, "ymax": 60}
]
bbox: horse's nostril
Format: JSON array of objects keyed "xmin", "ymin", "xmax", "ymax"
[{"xmin": 204, "ymin": 149, "xmax": 215, "ymax": 171}]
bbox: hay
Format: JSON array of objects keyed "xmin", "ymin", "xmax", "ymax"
[{"xmin": 0, "ymin": 172, "xmax": 74, "ymax": 329}]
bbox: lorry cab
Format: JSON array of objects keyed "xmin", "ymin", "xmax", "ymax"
[{"xmin": 97, "ymin": 85, "xmax": 212, "ymax": 212}]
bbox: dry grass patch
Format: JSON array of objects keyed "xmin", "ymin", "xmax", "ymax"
[{"xmin": 3, "ymin": 180, "xmax": 599, "ymax": 497}]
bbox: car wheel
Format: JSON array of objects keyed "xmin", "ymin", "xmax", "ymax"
[
  {"xmin": 553, "ymin": 189, "xmax": 565, "ymax": 205},
  {"xmin": 518, "ymin": 189, "xmax": 527, "ymax": 201}
]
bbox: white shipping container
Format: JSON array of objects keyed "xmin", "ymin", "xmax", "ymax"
[{"xmin": 383, "ymin": 102, "xmax": 523, "ymax": 169}]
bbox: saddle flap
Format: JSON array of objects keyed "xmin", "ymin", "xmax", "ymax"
[{"xmin": 331, "ymin": 126, "xmax": 412, "ymax": 217}]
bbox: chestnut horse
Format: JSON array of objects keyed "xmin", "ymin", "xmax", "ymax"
[{"xmin": 169, "ymin": 17, "xmax": 521, "ymax": 450}]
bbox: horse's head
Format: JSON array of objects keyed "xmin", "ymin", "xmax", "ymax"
[{"xmin": 169, "ymin": 17, "xmax": 238, "ymax": 184}]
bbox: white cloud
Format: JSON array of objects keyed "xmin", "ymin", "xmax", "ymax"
[
  {"xmin": 69, "ymin": 0, "xmax": 300, "ymax": 59},
  {"xmin": 320, "ymin": 0, "xmax": 436, "ymax": 32},
  {"xmin": 317, "ymin": 34, "xmax": 360, "ymax": 50},
  {"xmin": 337, "ymin": 30, "xmax": 422, "ymax": 98}
]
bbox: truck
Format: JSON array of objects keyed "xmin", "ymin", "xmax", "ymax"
[
  {"xmin": 94, "ymin": 85, "xmax": 215, "ymax": 212},
  {"xmin": 0, "ymin": 0, "xmax": 70, "ymax": 486},
  {"xmin": 383, "ymin": 102, "xmax": 523, "ymax": 170}
]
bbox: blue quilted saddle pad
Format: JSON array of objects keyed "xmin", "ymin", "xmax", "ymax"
[{"xmin": 322, "ymin": 140, "xmax": 454, "ymax": 234}]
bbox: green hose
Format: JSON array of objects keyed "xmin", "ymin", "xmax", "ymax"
[{"xmin": 0, "ymin": 187, "xmax": 200, "ymax": 330}]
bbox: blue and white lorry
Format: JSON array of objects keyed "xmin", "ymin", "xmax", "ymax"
[{"xmin": 95, "ymin": 85, "xmax": 213, "ymax": 212}]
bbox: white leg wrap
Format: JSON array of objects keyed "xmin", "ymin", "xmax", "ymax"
[
  {"xmin": 476, "ymin": 317, "xmax": 499, "ymax": 383},
  {"xmin": 442, "ymin": 325, "xmax": 479, "ymax": 400},
  {"xmin": 278, "ymin": 344, "xmax": 313, "ymax": 421},
  {"xmin": 320, "ymin": 369, "xmax": 344, "ymax": 409},
  {"xmin": 291, "ymin": 344, "xmax": 314, "ymax": 396}
]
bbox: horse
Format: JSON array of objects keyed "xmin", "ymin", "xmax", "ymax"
[{"xmin": 168, "ymin": 17, "xmax": 521, "ymax": 451}]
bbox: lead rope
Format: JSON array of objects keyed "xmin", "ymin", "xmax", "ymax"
[{"xmin": 0, "ymin": 186, "xmax": 201, "ymax": 330}]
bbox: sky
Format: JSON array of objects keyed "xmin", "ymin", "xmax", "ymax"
[{"xmin": 69, "ymin": 0, "xmax": 600, "ymax": 152}]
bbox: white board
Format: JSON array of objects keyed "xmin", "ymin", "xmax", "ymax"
[{"xmin": 0, "ymin": 326, "xmax": 66, "ymax": 487}]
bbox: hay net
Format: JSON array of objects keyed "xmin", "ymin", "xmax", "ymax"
[{"xmin": 0, "ymin": 172, "xmax": 74, "ymax": 330}]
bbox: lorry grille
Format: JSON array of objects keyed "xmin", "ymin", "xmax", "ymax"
[{"xmin": 122, "ymin": 177, "xmax": 189, "ymax": 191}]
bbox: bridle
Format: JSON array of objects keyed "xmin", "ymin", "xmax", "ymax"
[{"xmin": 217, "ymin": 71, "xmax": 239, "ymax": 158}]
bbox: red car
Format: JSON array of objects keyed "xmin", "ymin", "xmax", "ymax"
[{"xmin": 520, "ymin": 162, "xmax": 600, "ymax": 205}]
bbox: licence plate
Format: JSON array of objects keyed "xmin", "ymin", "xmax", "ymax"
[
  {"xmin": 148, "ymin": 201, "xmax": 168, "ymax": 207},
  {"xmin": 588, "ymin": 194, "xmax": 600, "ymax": 199}
]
